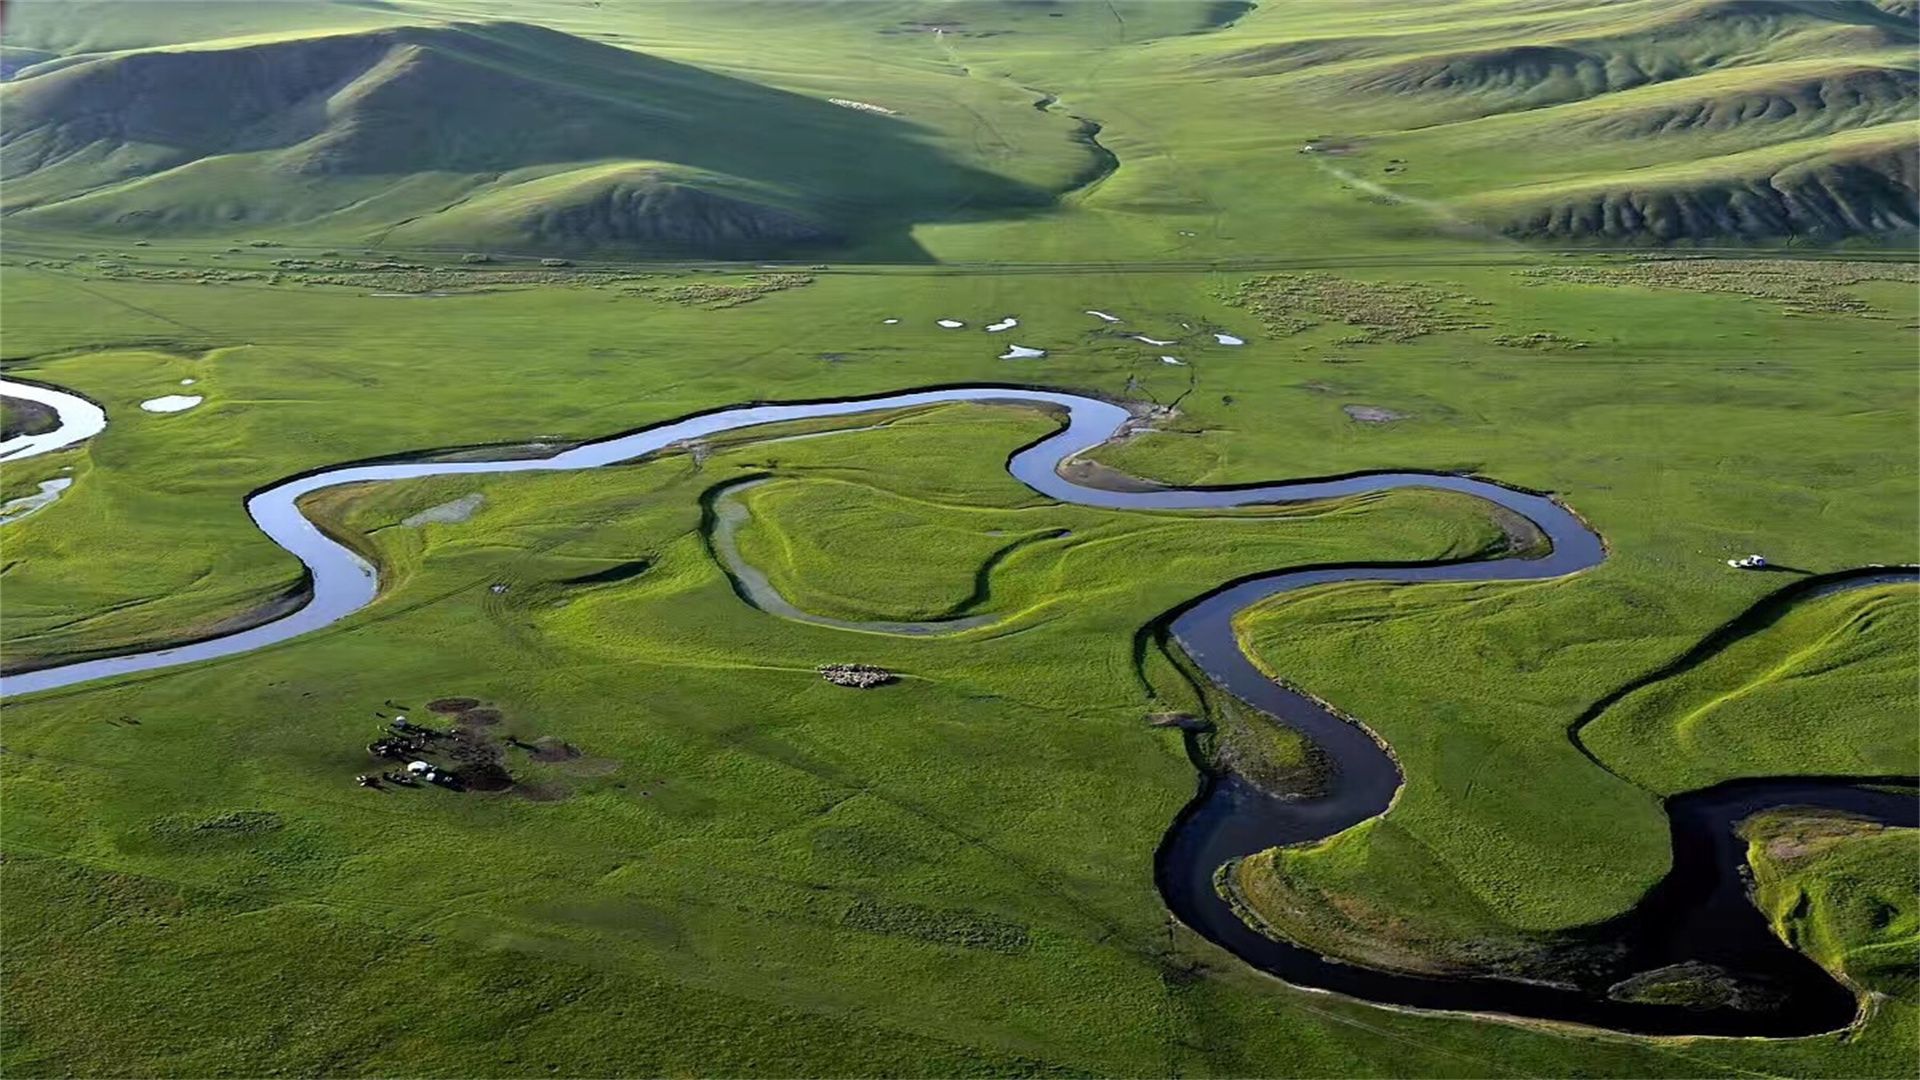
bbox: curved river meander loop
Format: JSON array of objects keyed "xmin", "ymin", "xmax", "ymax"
[
  {"xmin": 0, "ymin": 377, "xmax": 108, "ymax": 461},
  {"xmin": 3, "ymin": 386, "xmax": 1913, "ymax": 1037}
]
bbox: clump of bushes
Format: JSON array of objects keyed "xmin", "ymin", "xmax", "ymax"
[
  {"xmin": 819, "ymin": 663, "xmax": 894, "ymax": 688},
  {"xmin": 1225, "ymin": 273, "xmax": 1477, "ymax": 342},
  {"xmin": 1519, "ymin": 259, "xmax": 1919, "ymax": 316},
  {"xmin": 638, "ymin": 273, "xmax": 815, "ymax": 308},
  {"xmin": 1493, "ymin": 331, "xmax": 1590, "ymax": 350}
]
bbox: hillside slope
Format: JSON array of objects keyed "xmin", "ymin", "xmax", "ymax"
[
  {"xmin": 385, "ymin": 164, "xmax": 838, "ymax": 256},
  {"xmin": 0, "ymin": 0, "xmax": 1912, "ymax": 255},
  {"xmin": 0, "ymin": 20, "xmax": 1059, "ymax": 257},
  {"xmin": 1328, "ymin": 0, "xmax": 1916, "ymax": 122},
  {"xmin": 1475, "ymin": 123, "xmax": 1918, "ymax": 241},
  {"xmin": 1160, "ymin": 0, "xmax": 1919, "ymax": 245}
]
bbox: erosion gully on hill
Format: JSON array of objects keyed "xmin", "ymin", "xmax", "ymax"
[{"xmin": 3, "ymin": 384, "xmax": 1913, "ymax": 1037}]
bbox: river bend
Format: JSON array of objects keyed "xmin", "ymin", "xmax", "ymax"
[{"xmin": 3, "ymin": 385, "xmax": 1910, "ymax": 1037}]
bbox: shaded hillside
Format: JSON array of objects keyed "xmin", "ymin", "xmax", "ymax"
[
  {"xmin": 0, "ymin": 20, "xmax": 1055, "ymax": 257},
  {"xmin": 0, "ymin": 47, "xmax": 60, "ymax": 79},
  {"xmin": 387, "ymin": 165, "xmax": 838, "ymax": 257},
  {"xmin": 1481, "ymin": 128, "xmax": 1918, "ymax": 241},
  {"xmin": 1336, "ymin": 0, "xmax": 1917, "ymax": 121},
  {"xmin": 1561, "ymin": 63, "xmax": 1916, "ymax": 138},
  {"xmin": 1165, "ymin": 0, "xmax": 1918, "ymax": 246}
]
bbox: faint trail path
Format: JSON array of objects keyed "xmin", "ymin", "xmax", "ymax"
[{"xmin": 1307, "ymin": 157, "xmax": 1514, "ymax": 243}]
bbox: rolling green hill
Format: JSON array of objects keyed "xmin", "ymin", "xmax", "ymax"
[
  {"xmin": 1151, "ymin": 0, "xmax": 1919, "ymax": 245},
  {"xmin": 0, "ymin": 19, "xmax": 1073, "ymax": 258},
  {"xmin": 1472, "ymin": 122, "xmax": 1916, "ymax": 240},
  {"xmin": 3, "ymin": 0, "xmax": 1912, "ymax": 256},
  {"xmin": 1325, "ymin": 1, "xmax": 1914, "ymax": 119}
]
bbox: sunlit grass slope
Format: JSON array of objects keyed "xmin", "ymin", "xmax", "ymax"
[
  {"xmin": 1745, "ymin": 809, "xmax": 1920, "ymax": 1040},
  {"xmin": 1583, "ymin": 582, "xmax": 1920, "ymax": 792},
  {"xmin": 4, "ymin": 0, "xmax": 1912, "ymax": 259},
  {"xmin": 1021, "ymin": 0, "xmax": 1918, "ymax": 250},
  {"xmin": 0, "ymin": 12, "xmax": 1089, "ymax": 259},
  {"xmin": 1225, "ymin": 572, "xmax": 1916, "ymax": 979},
  {"xmin": 725, "ymin": 436, "xmax": 1502, "ymax": 627}
]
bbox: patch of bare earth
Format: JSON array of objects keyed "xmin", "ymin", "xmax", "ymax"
[
  {"xmin": 357, "ymin": 697, "xmax": 613, "ymax": 800},
  {"xmin": 1342, "ymin": 404, "xmax": 1408, "ymax": 423}
]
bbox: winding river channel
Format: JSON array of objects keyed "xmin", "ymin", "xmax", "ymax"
[
  {"xmin": 0, "ymin": 376, "xmax": 107, "ymax": 461},
  {"xmin": 3, "ymin": 385, "xmax": 1913, "ymax": 1037}
]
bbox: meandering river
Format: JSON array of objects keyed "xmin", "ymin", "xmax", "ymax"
[
  {"xmin": 0, "ymin": 376, "xmax": 106, "ymax": 461},
  {"xmin": 3, "ymin": 385, "xmax": 1910, "ymax": 1036}
]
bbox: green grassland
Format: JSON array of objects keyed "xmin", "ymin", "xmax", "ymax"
[
  {"xmin": 1745, "ymin": 810, "xmax": 1920, "ymax": 1047},
  {"xmin": 1224, "ymin": 575, "xmax": 1917, "ymax": 968},
  {"xmin": 4, "ymin": 0, "xmax": 1914, "ymax": 259},
  {"xmin": 723, "ymin": 436, "xmax": 1503, "ymax": 627},
  {"xmin": 3, "ymin": 245, "xmax": 1915, "ymax": 1076},
  {"xmin": 1747, "ymin": 810, "xmax": 1920, "ymax": 987},
  {"xmin": 1583, "ymin": 582, "xmax": 1920, "ymax": 793},
  {"xmin": 0, "ymin": 404, "xmax": 1596, "ymax": 1077},
  {"xmin": 0, "ymin": 371, "xmax": 1906, "ymax": 1077},
  {"xmin": 2, "ymin": 0, "xmax": 1917, "ymax": 1075},
  {"xmin": 1211, "ymin": 255, "xmax": 1917, "ymax": 981}
]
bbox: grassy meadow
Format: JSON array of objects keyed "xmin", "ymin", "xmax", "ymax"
[
  {"xmin": 6, "ymin": 0, "xmax": 1914, "ymax": 259},
  {"xmin": 1583, "ymin": 581, "xmax": 1920, "ymax": 793},
  {"xmin": 2, "ymin": 0, "xmax": 1916, "ymax": 1075},
  {"xmin": 1744, "ymin": 809, "xmax": 1920, "ymax": 1056},
  {"xmin": 4, "ymin": 241, "xmax": 1915, "ymax": 1076}
]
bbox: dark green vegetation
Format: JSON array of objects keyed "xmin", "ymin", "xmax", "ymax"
[{"xmin": 1, "ymin": 0, "xmax": 1916, "ymax": 1076}]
